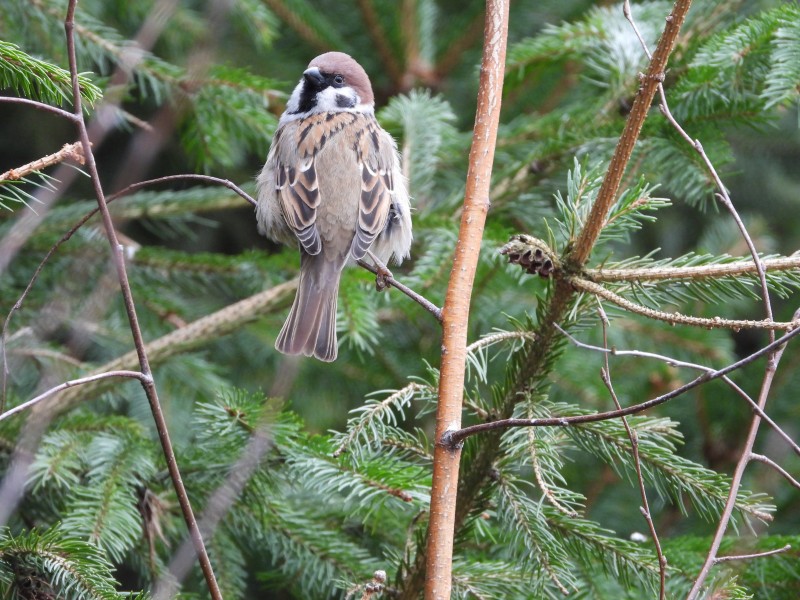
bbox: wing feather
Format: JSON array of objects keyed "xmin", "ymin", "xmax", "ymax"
[
  {"xmin": 274, "ymin": 113, "xmax": 362, "ymax": 255},
  {"xmin": 349, "ymin": 117, "xmax": 394, "ymax": 260}
]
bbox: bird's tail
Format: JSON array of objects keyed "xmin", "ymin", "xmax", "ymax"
[{"xmin": 275, "ymin": 252, "xmax": 342, "ymax": 362}]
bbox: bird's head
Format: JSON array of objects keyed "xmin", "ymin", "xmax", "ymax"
[{"xmin": 283, "ymin": 52, "xmax": 375, "ymax": 121}]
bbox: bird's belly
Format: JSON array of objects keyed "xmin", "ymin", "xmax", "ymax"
[{"xmin": 314, "ymin": 145, "xmax": 362, "ymax": 257}]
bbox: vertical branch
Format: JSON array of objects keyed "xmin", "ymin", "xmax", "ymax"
[
  {"xmin": 597, "ymin": 308, "xmax": 666, "ymax": 599},
  {"xmin": 570, "ymin": 0, "xmax": 693, "ymax": 265},
  {"xmin": 424, "ymin": 0, "xmax": 509, "ymax": 598},
  {"xmin": 686, "ymin": 307, "xmax": 799, "ymax": 599},
  {"xmin": 61, "ymin": 2, "xmax": 221, "ymax": 598}
]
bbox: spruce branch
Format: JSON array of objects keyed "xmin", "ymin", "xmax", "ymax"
[
  {"xmin": 570, "ymin": 276, "xmax": 798, "ymax": 331},
  {"xmin": 588, "ymin": 255, "xmax": 800, "ymax": 283},
  {"xmin": 424, "ymin": 1, "xmax": 509, "ymax": 598},
  {"xmin": 333, "ymin": 382, "xmax": 427, "ymax": 458}
]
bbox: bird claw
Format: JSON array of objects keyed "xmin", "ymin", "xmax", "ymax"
[{"xmin": 375, "ymin": 265, "xmax": 393, "ymax": 292}]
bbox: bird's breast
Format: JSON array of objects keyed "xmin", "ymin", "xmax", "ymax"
[{"xmin": 313, "ymin": 136, "xmax": 362, "ymax": 256}]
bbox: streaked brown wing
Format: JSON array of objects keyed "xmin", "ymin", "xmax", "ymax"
[
  {"xmin": 275, "ymin": 113, "xmax": 361, "ymax": 255},
  {"xmin": 350, "ymin": 116, "xmax": 393, "ymax": 260}
]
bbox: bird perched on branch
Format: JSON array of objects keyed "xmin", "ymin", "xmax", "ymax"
[{"xmin": 256, "ymin": 52, "xmax": 412, "ymax": 362}]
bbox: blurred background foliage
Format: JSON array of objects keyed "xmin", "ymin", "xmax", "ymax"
[{"xmin": 1, "ymin": 0, "xmax": 800, "ymax": 598}]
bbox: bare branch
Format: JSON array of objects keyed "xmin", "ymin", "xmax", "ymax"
[
  {"xmin": 555, "ymin": 324, "xmax": 800, "ymax": 457},
  {"xmin": 749, "ymin": 453, "xmax": 800, "ymax": 491},
  {"xmin": 356, "ymin": 259, "xmax": 442, "ymax": 323},
  {"xmin": 444, "ymin": 323, "xmax": 800, "ymax": 446},
  {"xmin": 0, "ymin": 371, "xmax": 146, "ymax": 423},
  {"xmin": 714, "ymin": 544, "xmax": 792, "ymax": 564},
  {"xmin": 0, "ymin": 96, "xmax": 79, "ymax": 122},
  {"xmin": 63, "ymin": 1, "xmax": 221, "ymax": 595}
]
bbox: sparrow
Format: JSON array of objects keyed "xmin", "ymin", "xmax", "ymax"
[{"xmin": 256, "ymin": 52, "xmax": 413, "ymax": 362}]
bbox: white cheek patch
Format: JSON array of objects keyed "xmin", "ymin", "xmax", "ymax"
[{"xmin": 316, "ymin": 86, "xmax": 358, "ymax": 111}]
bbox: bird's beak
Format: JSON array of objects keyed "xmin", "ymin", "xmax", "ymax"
[{"xmin": 303, "ymin": 67, "xmax": 324, "ymax": 86}]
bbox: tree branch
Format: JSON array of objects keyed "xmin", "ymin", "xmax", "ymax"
[
  {"xmin": 63, "ymin": 2, "xmax": 221, "ymax": 596},
  {"xmin": 423, "ymin": 1, "xmax": 509, "ymax": 598},
  {"xmin": 570, "ymin": 0, "xmax": 693, "ymax": 265},
  {"xmin": 0, "ymin": 370, "xmax": 146, "ymax": 423},
  {"xmin": 443, "ymin": 322, "xmax": 800, "ymax": 446},
  {"xmin": 0, "ymin": 96, "xmax": 79, "ymax": 122},
  {"xmin": 356, "ymin": 259, "xmax": 442, "ymax": 322}
]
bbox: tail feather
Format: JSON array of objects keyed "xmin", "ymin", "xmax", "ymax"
[{"xmin": 275, "ymin": 253, "xmax": 342, "ymax": 362}]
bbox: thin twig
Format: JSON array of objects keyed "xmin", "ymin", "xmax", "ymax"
[
  {"xmin": 749, "ymin": 453, "xmax": 800, "ymax": 491},
  {"xmin": 63, "ymin": 1, "xmax": 221, "ymax": 596},
  {"xmin": 0, "ymin": 96, "xmax": 79, "ymax": 122},
  {"xmin": 444, "ymin": 322, "xmax": 800, "ymax": 446},
  {"xmin": 597, "ymin": 307, "xmax": 666, "ymax": 599},
  {"xmin": 0, "ymin": 371, "xmax": 146, "ymax": 423},
  {"xmin": 556, "ymin": 325, "xmax": 800, "ymax": 457},
  {"xmin": 356, "ymin": 259, "xmax": 443, "ymax": 323},
  {"xmin": 713, "ymin": 544, "xmax": 792, "ymax": 564}
]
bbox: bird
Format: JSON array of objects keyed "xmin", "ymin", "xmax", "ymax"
[{"xmin": 256, "ymin": 52, "xmax": 413, "ymax": 362}]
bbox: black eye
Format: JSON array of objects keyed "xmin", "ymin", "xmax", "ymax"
[{"xmin": 333, "ymin": 74, "xmax": 345, "ymax": 85}]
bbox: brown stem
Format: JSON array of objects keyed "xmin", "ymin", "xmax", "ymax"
[
  {"xmin": 356, "ymin": 260, "xmax": 442, "ymax": 322},
  {"xmin": 598, "ymin": 309, "xmax": 666, "ymax": 599},
  {"xmin": 63, "ymin": 2, "xmax": 221, "ymax": 597},
  {"xmin": 570, "ymin": 0, "xmax": 693, "ymax": 265},
  {"xmin": 0, "ymin": 97, "xmax": 79, "ymax": 122},
  {"xmin": 686, "ymin": 313, "xmax": 794, "ymax": 598},
  {"xmin": 424, "ymin": 1, "xmax": 509, "ymax": 598}
]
